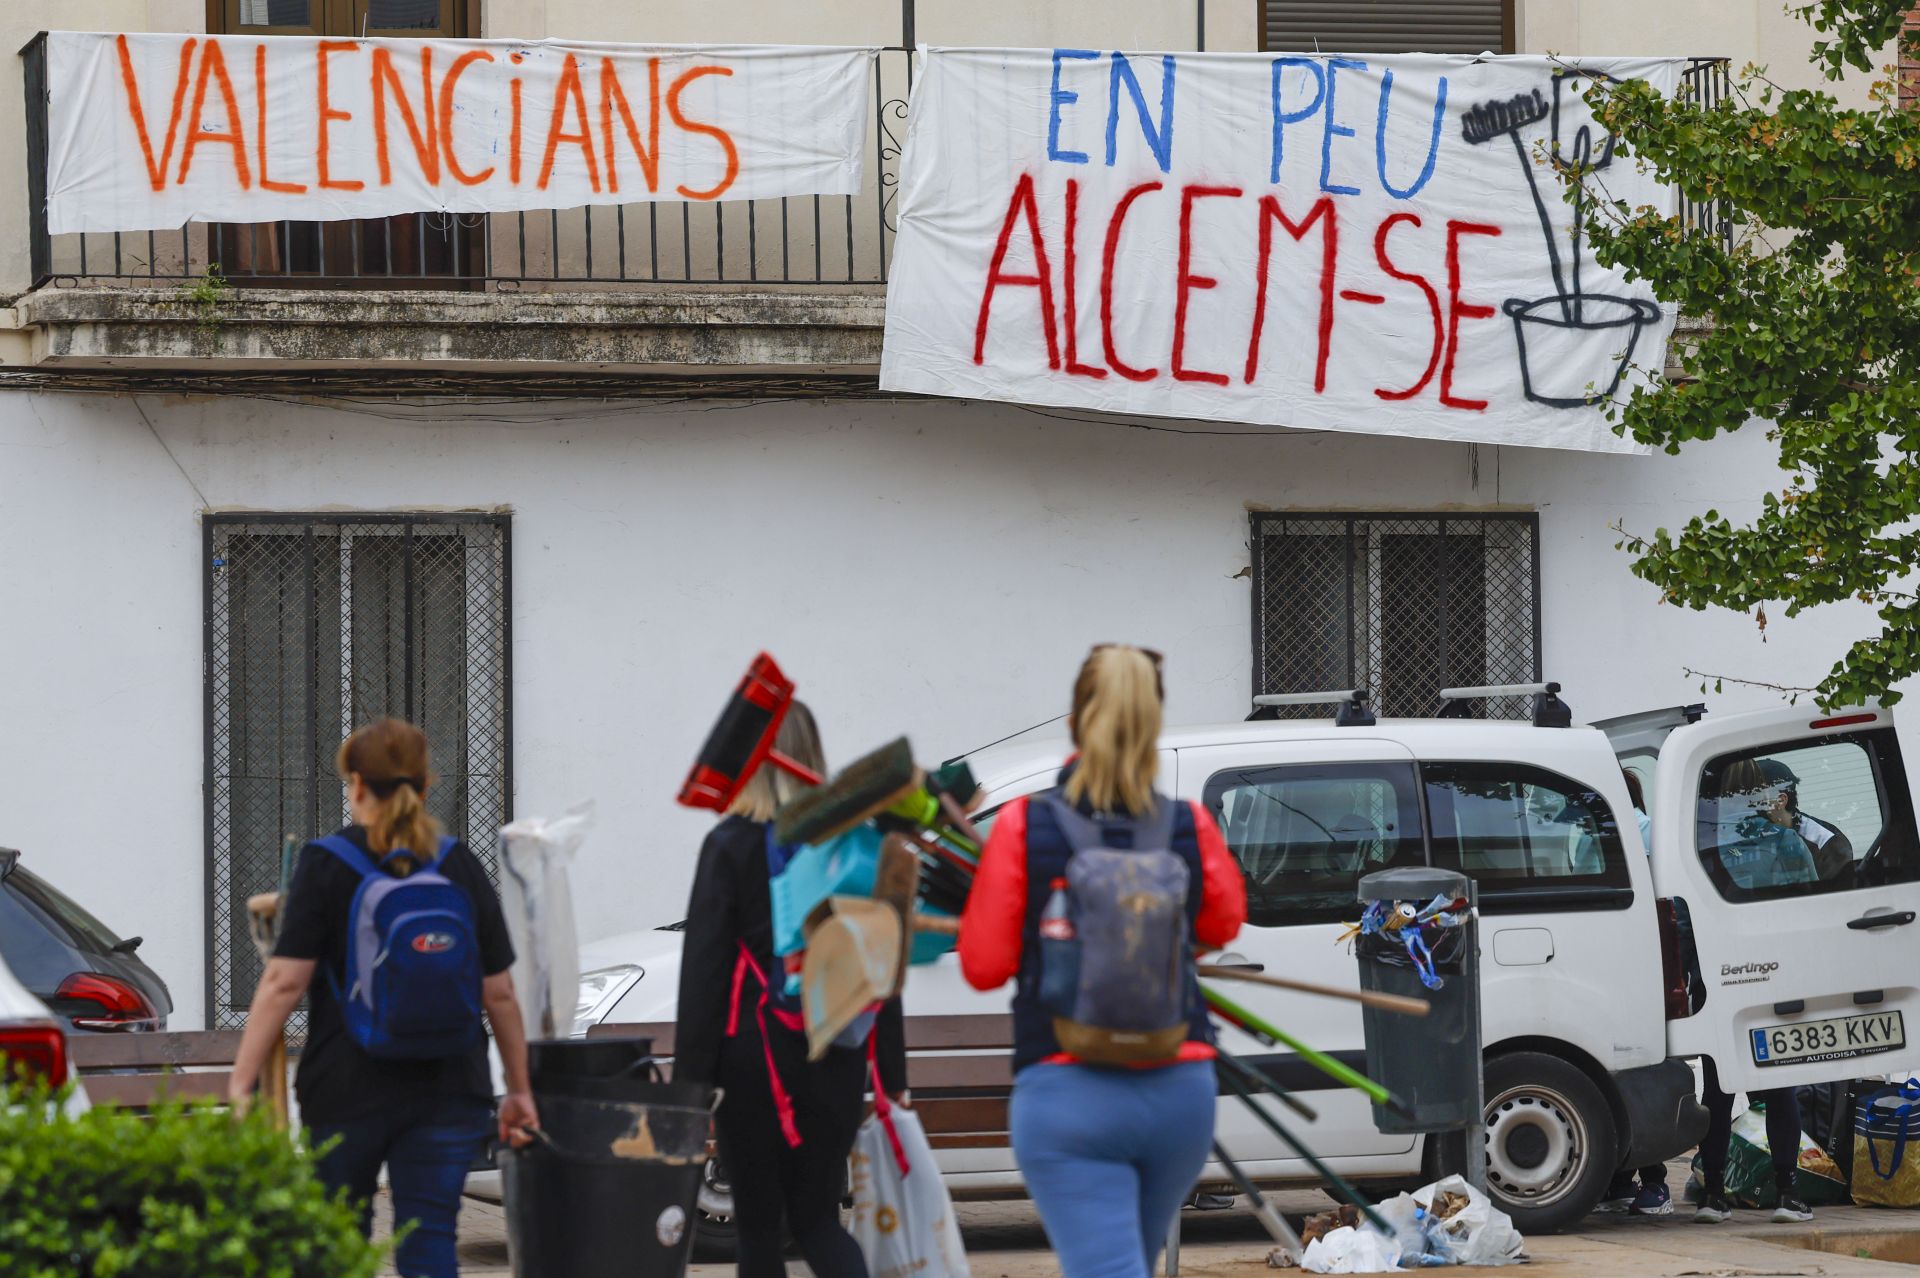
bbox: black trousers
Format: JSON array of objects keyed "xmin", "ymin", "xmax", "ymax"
[
  {"xmin": 1700, "ymin": 1057, "xmax": 1802, "ymax": 1197},
  {"xmin": 714, "ymin": 1024, "xmax": 870, "ymax": 1278}
]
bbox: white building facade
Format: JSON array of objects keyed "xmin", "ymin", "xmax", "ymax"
[{"xmin": 0, "ymin": 0, "xmax": 1889, "ymax": 1030}]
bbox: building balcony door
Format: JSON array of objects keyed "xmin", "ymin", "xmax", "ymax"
[{"xmin": 209, "ymin": 0, "xmax": 483, "ymax": 285}]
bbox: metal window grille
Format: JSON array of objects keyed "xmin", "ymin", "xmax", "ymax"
[
  {"xmin": 1250, "ymin": 512, "xmax": 1540, "ymax": 721},
  {"xmin": 1262, "ymin": 0, "xmax": 1513, "ymax": 54},
  {"xmin": 203, "ymin": 513, "xmax": 512, "ymax": 1031}
]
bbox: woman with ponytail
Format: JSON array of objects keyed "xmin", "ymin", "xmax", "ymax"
[
  {"xmin": 230, "ymin": 718, "xmax": 536, "ymax": 1278},
  {"xmin": 675, "ymin": 699, "xmax": 909, "ymax": 1278},
  {"xmin": 959, "ymin": 646, "xmax": 1247, "ymax": 1278}
]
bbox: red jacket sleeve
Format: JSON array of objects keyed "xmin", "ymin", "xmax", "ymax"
[
  {"xmin": 1191, "ymin": 800, "xmax": 1247, "ymax": 949},
  {"xmin": 959, "ymin": 797, "xmax": 1029, "ymax": 991}
]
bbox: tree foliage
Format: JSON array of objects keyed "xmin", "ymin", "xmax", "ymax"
[{"xmin": 1575, "ymin": 2, "xmax": 1920, "ymax": 707}]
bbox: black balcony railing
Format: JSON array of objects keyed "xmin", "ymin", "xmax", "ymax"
[
  {"xmin": 18, "ymin": 39, "xmax": 1734, "ymax": 292},
  {"xmin": 19, "ymin": 36, "xmax": 913, "ymax": 291}
]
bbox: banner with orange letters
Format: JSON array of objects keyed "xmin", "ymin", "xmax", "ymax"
[{"xmin": 42, "ymin": 32, "xmax": 875, "ymax": 234}]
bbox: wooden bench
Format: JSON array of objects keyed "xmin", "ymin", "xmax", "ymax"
[
  {"xmin": 588, "ymin": 1014, "xmax": 1015, "ymax": 1151},
  {"xmin": 68, "ymin": 1030, "xmax": 267, "ymax": 1108}
]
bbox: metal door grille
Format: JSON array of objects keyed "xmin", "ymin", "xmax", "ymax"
[
  {"xmin": 203, "ymin": 513, "xmax": 512, "ymax": 1030},
  {"xmin": 1250, "ymin": 512, "xmax": 1539, "ymax": 721}
]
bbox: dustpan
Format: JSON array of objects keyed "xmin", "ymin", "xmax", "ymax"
[
  {"xmin": 770, "ymin": 826, "xmax": 882, "ymax": 958},
  {"xmin": 801, "ymin": 897, "xmax": 902, "ymax": 1059}
]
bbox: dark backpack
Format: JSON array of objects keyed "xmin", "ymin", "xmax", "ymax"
[
  {"xmin": 314, "ymin": 835, "xmax": 484, "ymax": 1060},
  {"xmin": 1037, "ymin": 795, "xmax": 1192, "ymax": 1066}
]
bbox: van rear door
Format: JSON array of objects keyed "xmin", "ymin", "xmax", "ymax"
[
  {"xmin": 1594, "ymin": 703, "xmax": 1707, "ymax": 809},
  {"xmin": 1655, "ymin": 704, "xmax": 1920, "ymax": 1091}
]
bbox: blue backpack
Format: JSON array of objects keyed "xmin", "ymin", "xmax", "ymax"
[{"xmin": 314, "ymin": 835, "xmax": 484, "ymax": 1060}]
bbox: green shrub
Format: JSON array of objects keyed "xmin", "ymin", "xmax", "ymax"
[{"xmin": 0, "ymin": 1083, "xmax": 387, "ymax": 1278}]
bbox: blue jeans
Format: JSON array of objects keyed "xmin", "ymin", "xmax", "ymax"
[
  {"xmin": 1010, "ymin": 1061, "xmax": 1216, "ymax": 1278},
  {"xmin": 309, "ymin": 1094, "xmax": 493, "ymax": 1278}
]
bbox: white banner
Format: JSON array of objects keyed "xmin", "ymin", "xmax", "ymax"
[
  {"xmin": 880, "ymin": 49, "xmax": 1682, "ymax": 453},
  {"xmin": 44, "ymin": 32, "xmax": 875, "ymax": 234}
]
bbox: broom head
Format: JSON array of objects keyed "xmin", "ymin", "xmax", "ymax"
[
  {"xmin": 678, "ymin": 653, "xmax": 810, "ymax": 810},
  {"xmin": 773, "ymin": 736, "xmax": 920, "ymax": 846}
]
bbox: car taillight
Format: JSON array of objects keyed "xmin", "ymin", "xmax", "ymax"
[
  {"xmin": 1655, "ymin": 898, "xmax": 1691, "ymax": 1020},
  {"xmin": 55, "ymin": 972, "xmax": 157, "ymax": 1031},
  {"xmin": 0, "ymin": 1023, "xmax": 69, "ymax": 1086}
]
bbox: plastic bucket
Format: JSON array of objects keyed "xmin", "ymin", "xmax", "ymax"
[{"xmin": 504, "ymin": 1040, "xmax": 712, "ymax": 1278}]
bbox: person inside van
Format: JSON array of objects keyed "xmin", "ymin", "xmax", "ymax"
[
  {"xmin": 1755, "ymin": 758, "xmax": 1854, "ymax": 882},
  {"xmin": 1690, "ymin": 758, "xmax": 1814, "ymax": 1224},
  {"xmin": 229, "ymin": 718, "xmax": 537, "ymax": 1278},
  {"xmin": 1707, "ymin": 758, "xmax": 1817, "ymax": 892},
  {"xmin": 958, "ymin": 644, "xmax": 1248, "ymax": 1278},
  {"xmin": 1599, "ymin": 769, "xmax": 1674, "ymax": 1215},
  {"xmin": 673, "ymin": 700, "xmax": 908, "ymax": 1278}
]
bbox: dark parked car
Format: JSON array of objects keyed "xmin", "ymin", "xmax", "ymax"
[{"xmin": 0, "ymin": 848, "xmax": 170, "ymax": 1034}]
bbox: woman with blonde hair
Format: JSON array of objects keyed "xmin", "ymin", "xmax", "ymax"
[
  {"xmin": 959, "ymin": 645, "xmax": 1247, "ymax": 1278},
  {"xmin": 674, "ymin": 700, "xmax": 908, "ymax": 1277},
  {"xmin": 229, "ymin": 717, "xmax": 537, "ymax": 1278}
]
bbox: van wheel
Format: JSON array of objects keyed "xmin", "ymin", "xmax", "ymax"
[
  {"xmin": 692, "ymin": 1158, "xmax": 737, "ymax": 1261},
  {"xmin": 1477, "ymin": 1052, "xmax": 1617, "ymax": 1235}
]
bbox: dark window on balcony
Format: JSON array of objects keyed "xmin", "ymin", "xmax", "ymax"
[
  {"xmin": 203, "ymin": 514, "xmax": 511, "ymax": 1030},
  {"xmin": 210, "ymin": 0, "xmax": 481, "ymax": 285},
  {"xmin": 1261, "ymin": 0, "xmax": 1514, "ymax": 55},
  {"xmin": 1249, "ymin": 512, "xmax": 1540, "ymax": 719}
]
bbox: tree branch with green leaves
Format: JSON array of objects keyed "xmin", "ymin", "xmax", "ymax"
[{"xmin": 1568, "ymin": 1, "xmax": 1920, "ymax": 708}]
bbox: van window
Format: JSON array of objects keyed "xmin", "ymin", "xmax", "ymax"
[
  {"xmin": 1695, "ymin": 730, "xmax": 1920, "ymax": 902},
  {"xmin": 1424, "ymin": 762, "xmax": 1632, "ymax": 912},
  {"xmin": 1203, "ymin": 762, "xmax": 1425, "ymax": 926}
]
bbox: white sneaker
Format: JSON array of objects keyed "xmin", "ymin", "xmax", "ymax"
[{"xmin": 1771, "ymin": 1196, "xmax": 1813, "ymax": 1224}]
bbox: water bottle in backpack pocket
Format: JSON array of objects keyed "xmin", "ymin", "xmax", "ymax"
[
  {"xmin": 315, "ymin": 835, "xmax": 485, "ymax": 1060},
  {"xmin": 1037, "ymin": 796, "xmax": 1192, "ymax": 1066}
]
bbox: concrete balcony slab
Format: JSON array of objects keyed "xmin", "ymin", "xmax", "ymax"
[{"xmin": 12, "ymin": 285, "xmax": 888, "ymax": 383}]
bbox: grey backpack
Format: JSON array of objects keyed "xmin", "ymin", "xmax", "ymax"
[{"xmin": 1039, "ymin": 795, "xmax": 1193, "ymax": 1066}]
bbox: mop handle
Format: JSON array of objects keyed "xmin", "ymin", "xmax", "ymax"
[
  {"xmin": 1217, "ymin": 1055, "xmax": 1392, "ymax": 1236},
  {"xmin": 1196, "ymin": 965, "xmax": 1430, "ymax": 1017},
  {"xmin": 1202, "ymin": 985, "xmax": 1392, "ymax": 1107}
]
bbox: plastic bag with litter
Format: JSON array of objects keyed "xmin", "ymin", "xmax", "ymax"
[
  {"xmin": 1301, "ymin": 1176, "xmax": 1526, "ymax": 1272},
  {"xmin": 1299, "ymin": 1225, "xmax": 1402, "ymax": 1274},
  {"xmin": 499, "ymin": 802, "xmax": 595, "ymax": 1040}
]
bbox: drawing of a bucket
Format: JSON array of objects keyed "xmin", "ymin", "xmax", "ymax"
[{"xmin": 1504, "ymin": 294, "xmax": 1661, "ymax": 408}]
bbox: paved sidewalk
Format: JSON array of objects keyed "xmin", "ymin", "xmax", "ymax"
[{"xmin": 382, "ymin": 1181, "xmax": 1920, "ymax": 1276}]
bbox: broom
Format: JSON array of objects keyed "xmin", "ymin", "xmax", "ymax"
[
  {"xmin": 677, "ymin": 653, "xmax": 823, "ymax": 811},
  {"xmin": 243, "ymin": 834, "xmax": 299, "ymax": 1128},
  {"xmin": 773, "ymin": 737, "xmax": 984, "ymax": 919}
]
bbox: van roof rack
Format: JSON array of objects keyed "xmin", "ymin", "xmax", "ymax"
[
  {"xmin": 1250, "ymin": 688, "xmax": 1376, "ymax": 727},
  {"xmin": 1437, "ymin": 682, "xmax": 1572, "ymax": 728}
]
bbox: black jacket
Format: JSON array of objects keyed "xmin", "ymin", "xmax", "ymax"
[{"xmin": 675, "ymin": 815, "xmax": 907, "ymax": 1094}]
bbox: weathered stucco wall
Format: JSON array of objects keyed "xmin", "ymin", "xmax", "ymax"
[{"xmin": 0, "ymin": 389, "xmax": 1881, "ymax": 1028}]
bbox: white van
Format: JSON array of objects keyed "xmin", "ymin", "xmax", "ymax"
[{"xmin": 564, "ymin": 694, "xmax": 1920, "ymax": 1243}]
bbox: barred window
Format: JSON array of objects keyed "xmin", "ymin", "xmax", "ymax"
[
  {"xmin": 1250, "ymin": 513, "xmax": 1540, "ymax": 720},
  {"xmin": 1261, "ymin": 0, "xmax": 1513, "ymax": 55},
  {"xmin": 204, "ymin": 514, "xmax": 511, "ymax": 1030}
]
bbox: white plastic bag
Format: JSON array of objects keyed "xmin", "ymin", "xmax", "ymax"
[
  {"xmin": 849, "ymin": 1102, "xmax": 970, "ymax": 1278},
  {"xmin": 498, "ymin": 802, "xmax": 595, "ymax": 1040},
  {"xmin": 1300, "ymin": 1225, "xmax": 1403, "ymax": 1274},
  {"xmin": 1408, "ymin": 1175, "xmax": 1527, "ymax": 1267}
]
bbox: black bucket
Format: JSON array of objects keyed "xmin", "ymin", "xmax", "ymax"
[{"xmin": 504, "ymin": 1038, "xmax": 712, "ymax": 1278}]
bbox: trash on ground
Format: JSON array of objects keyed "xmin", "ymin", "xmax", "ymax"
[
  {"xmin": 1298, "ymin": 1176, "xmax": 1527, "ymax": 1273},
  {"xmin": 1696, "ymin": 1104, "xmax": 1849, "ymax": 1208}
]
